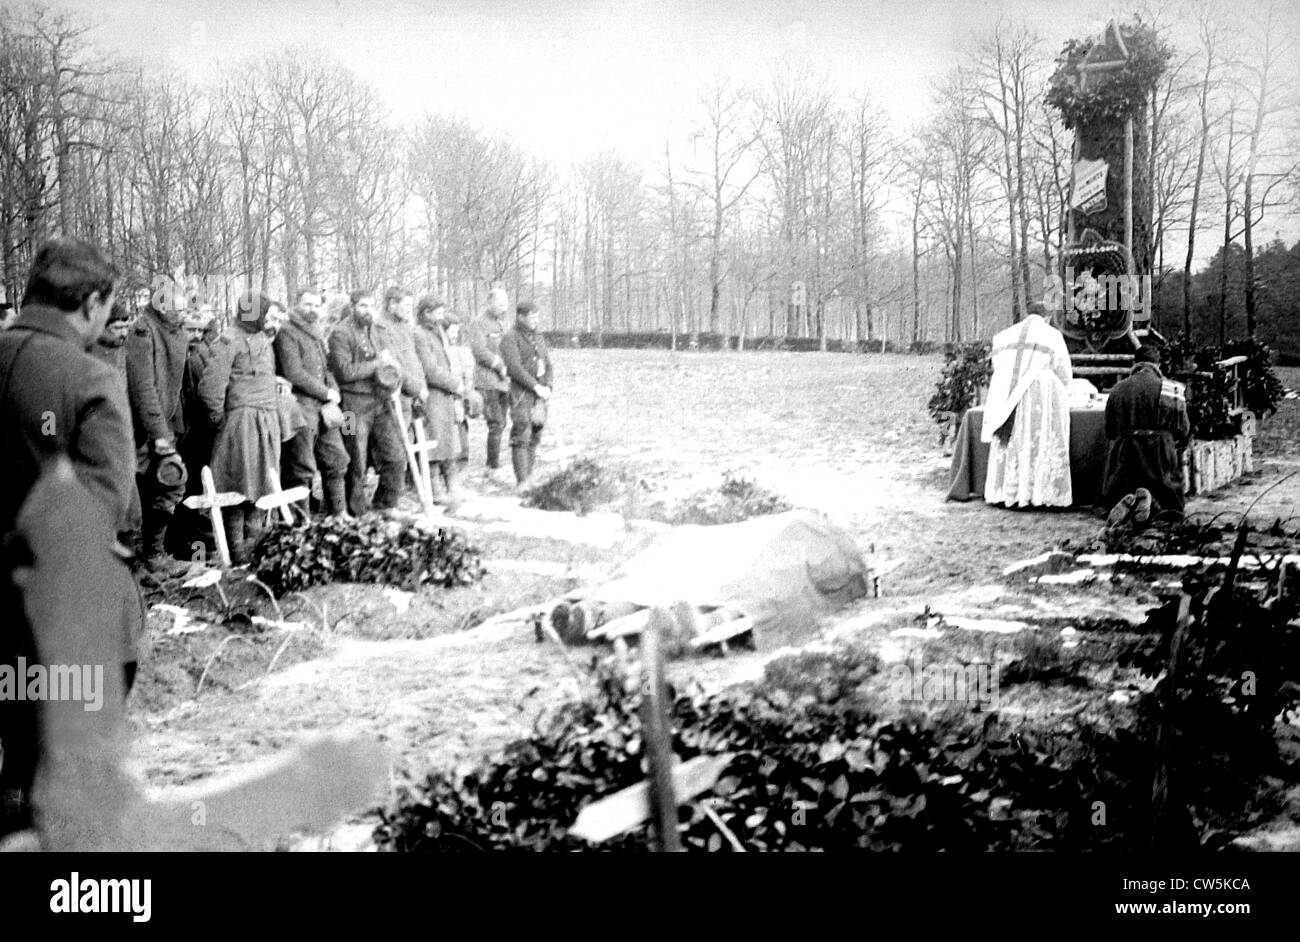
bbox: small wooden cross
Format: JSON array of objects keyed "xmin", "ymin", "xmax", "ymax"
[
  {"xmin": 181, "ymin": 465, "xmax": 245, "ymax": 568},
  {"xmin": 254, "ymin": 466, "xmax": 310, "ymax": 525},
  {"xmin": 389, "ymin": 389, "xmax": 440, "ymax": 517}
]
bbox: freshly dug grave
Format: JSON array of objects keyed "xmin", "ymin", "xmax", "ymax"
[{"xmin": 545, "ymin": 509, "xmax": 871, "ymax": 654}]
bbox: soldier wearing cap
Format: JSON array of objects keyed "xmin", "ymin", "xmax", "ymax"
[
  {"xmin": 499, "ymin": 301, "xmax": 553, "ymax": 486},
  {"xmin": 275, "ymin": 289, "xmax": 349, "ymax": 516},
  {"xmin": 125, "ymin": 277, "xmax": 191, "ymax": 574},
  {"xmin": 466, "ymin": 287, "xmax": 512, "ymax": 484},
  {"xmin": 327, "ymin": 288, "xmax": 408, "ymax": 515},
  {"xmin": 90, "ymin": 299, "xmax": 142, "ymax": 537},
  {"xmin": 413, "ymin": 296, "xmax": 466, "ymax": 505},
  {"xmin": 1101, "ymin": 343, "xmax": 1192, "ymax": 516},
  {"xmin": 197, "ymin": 293, "xmax": 288, "ymax": 564},
  {"xmin": 164, "ymin": 302, "xmax": 220, "ymax": 557}
]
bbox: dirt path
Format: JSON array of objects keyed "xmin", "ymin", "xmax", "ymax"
[{"xmin": 129, "ymin": 351, "xmax": 1300, "ymax": 846}]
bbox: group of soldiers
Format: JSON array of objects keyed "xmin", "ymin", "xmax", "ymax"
[
  {"xmin": 52, "ymin": 247, "xmax": 555, "ymax": 573},
  {"xmin": 0, "ymin": 237, "xmax": 556, "ymax": 840}
]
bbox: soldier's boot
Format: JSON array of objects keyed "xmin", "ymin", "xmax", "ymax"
[
  {"xmin": 511, "ymin": 446, "xmax": 530, "ymax": 487},
  {"xmin": 442, "ymin": 462, "xmax": 465, "ymax": 511},
  {"xmin": 428, "ymin": 465, "xmax": 448, "ymax": 503},
  {"xmin": 225, "ymin": 507, "xmax": 249, "ymax": 567},
  {"xmin": 323, "ymin": 476, "xmax": 350, "ymax": 517},
  {"xmin": 485, "ymin": 430, "xmax": 502, "ymax": 470},
  {"xmin": 141, "ymin": 510, "xmax": 190, "ymax": 577},
  {"xmin": 527, "ymin": 442, "xmax": 540, "ymax": 482},
  {"xmin": 244, "ymin": 511, "xmax": 267, "ymax": 559}
]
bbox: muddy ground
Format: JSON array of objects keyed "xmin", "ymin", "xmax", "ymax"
[{"xmin": 126, "ymin": 351, "xmax": 1300, "ymax": 847}]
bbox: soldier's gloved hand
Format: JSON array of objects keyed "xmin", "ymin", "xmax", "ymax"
[
  {"xmin": 534, "ymin": 385, "xmax": 552, "ymax": 401},
  {"xmin": 326, "ymin": 388, "xmax": 341, "ymax": 404},
  {"xmin": 153, "ymin": 437, "xmax": 177, "ymax": 457}
]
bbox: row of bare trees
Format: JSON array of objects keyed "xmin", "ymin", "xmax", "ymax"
[{"xmin": 1, "ymin": 3, "xmax": 1296, "ymax": 345}]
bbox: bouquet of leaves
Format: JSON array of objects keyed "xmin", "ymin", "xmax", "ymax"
[
  {"xmin": 927, "ymin": 342, "xmax": 992, "ymax": 428},
  {"xmin": 251, "ymin": 513, "xmax": 485, "ymax": 595},
  {"xmin": 661, "ymin": 472, "xmax": 793, "ymax": 526},
  {"xmin": 1223, "ymin": 337, "xmax": 1284, "ymax": 419},
  {"xmin": 521, "ymin": 458, "xmax": 621, "ymax": 515}
]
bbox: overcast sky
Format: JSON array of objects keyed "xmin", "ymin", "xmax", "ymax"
[
  {"xmin": 52, "ymin": 0, "xmax": 1300, "ymax": 263},
  {"xmin": 74, "ymin": 0, "xmax": 1144, "ymax": 164}
]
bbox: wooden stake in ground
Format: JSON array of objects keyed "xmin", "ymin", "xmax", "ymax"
[
  {"xmin": 1151, "ymin": 592, "xmax": 1194, "ymax": 849},
  {"xmin": 181, "ymin": 465, "xmax": 245, "ymax": 568},
  {"xmin": 641, "ymin": 608, "xmax": 683, "ymax": 852}
]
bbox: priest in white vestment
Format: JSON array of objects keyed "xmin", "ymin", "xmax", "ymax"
[{"xmin": 981, "ymin": 309, "xmax": 1074, "ymax": 507}]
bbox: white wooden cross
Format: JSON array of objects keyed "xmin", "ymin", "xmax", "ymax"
[
  {"xmin": 255, "ymin": 466, "xmax": 310, "ymax": 525},
  {"xmin": 181, "ymin": 465, "xmax": 245, "ymax": 568},
  {"xmin": 389, "ymin": 389, "xmax": 440, "ymax": 517}
]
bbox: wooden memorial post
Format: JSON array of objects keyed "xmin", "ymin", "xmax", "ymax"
[{"xmin": 1050, "ymin": 19, "xmax": 1164, "ymax": 365}]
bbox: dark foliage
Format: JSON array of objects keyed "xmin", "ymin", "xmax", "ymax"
[
  {"xmin": 521, "ymin": 458, "xmax": 622, "ymax": 515},
  {"xmin": 658, "ymin": 472, "xmax": 793, "ymax": 526},
  {"xmin": 250, "ymin": 513, "xmax": 486, "ymax": 595},
  {"xmin": 1045, "ymin": 19, "xmax": 1172, "ymax": 129},
  {"xmin": 1165, "ymin": 336, "xmax": 1283, "ymax": 439},
  {"xmin": 927, "ymin": 341, "xmax": 992, "ymax": 427},
  {"xmin": 1223, "ymin": 338, "xmax": 1285, "ymax": 419},
  {"xmin": 374, "ymin": 649, "xmax": 1172, "ymax": 852}
]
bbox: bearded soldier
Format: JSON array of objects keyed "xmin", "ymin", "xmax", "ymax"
[
  {"xmin": 275, "ymin": 289, "xmax": 349, "ymax": 516},
  {"xmin": 327, "ymin": 288, "xmax": 407, "ymax": 515}
]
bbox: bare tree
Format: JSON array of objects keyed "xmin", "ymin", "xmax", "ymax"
[{"xmin": 684, "ymin": 77, "xmax": 762, "ymax": 335}]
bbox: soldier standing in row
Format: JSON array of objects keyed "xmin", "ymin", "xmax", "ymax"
[
  {"xmin": 445, "ymin": 312, "xmax": 479, "ymax": 478},
  {"xmin": 500, "ymin": 301, "xmax": 553, "ymax": 487},
  {"xmin": 413, "ymin": 296, "xmax": 465, "ymax": 505},
  {"xmin": 125, "ymin": 279, "xmax": 191, "ymax": 575},
  {"xmin": 275, "ymin": 289, "xmax": 349, "ymax": 516},
  {"xmin": 379, "ymin": 285, "xmax": 429, "ymax": 440},
  {"xmin": 466, "ymin": 287, "xmax": 512, "ymax": 485},
  {"xmin": 90, "ymin": 300, "xmax": 142, "ymax": 539},
  {"xmin": 327, "ymin": 289, "xmax": 406, "ymax": 515},
  {"xmin": 166, "ymin": 304, "xmax": 218, "ymax": 558},
  {"xmin": 197, "ymin": 293, "xmax": 288, "ymax": 564}
]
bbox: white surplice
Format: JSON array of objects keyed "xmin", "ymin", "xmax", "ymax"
[{"xmin": 981, "ymin": 313, "xmax": 1073, "ymax": 508}]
